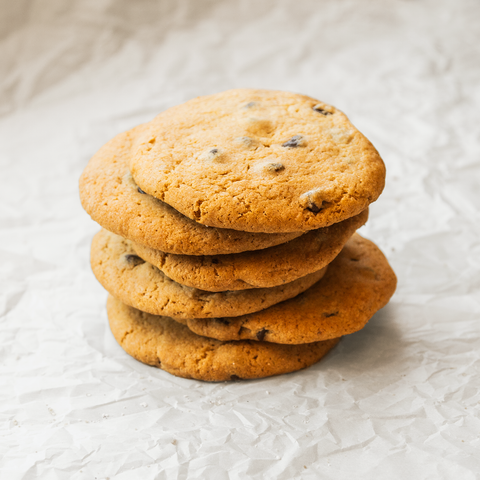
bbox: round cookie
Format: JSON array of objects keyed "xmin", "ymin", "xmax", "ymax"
[
  {"xmin": 131, "ymin": 209, "xmax": 368, "ymax": 292},
  {"xmin": 107, "ymin": 295, "xmax": 340, "ymax": 381},
  {"xmin": 181, "ymin": 234, "xmax": 397, "ymax": 344},
  {"xmin": 79, "ymin": 127, "xmax": 303, "ymax": 255},
  {"xmin": 129, "ymin": 89, "xmax": 385, "ymax": 233},
  {"xmin": 91, "ymin": 229, "xmax": 327, "ymax": 320}
]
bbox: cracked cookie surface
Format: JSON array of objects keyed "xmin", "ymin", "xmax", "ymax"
[
  {"xmin": 181, "ymin": 234, "xmax": 397, "ymax": 344},
  {"xmin": 129, "ymin": 89, "xmax": 385, "ymax": 233},
  {"xmin": 131, "ymin": 209, "xmax": 368, "ymax": 291},
  {"xmin": 91, "ymin": 229, "xmax": 327, "ymax": 320},
  {"xmin": 79, "ymin": 127, "xmax": 302, "ymax": 255},
  {"xmin": 107, "ymin": 295, "xmax": 340, "ymax": 381}
]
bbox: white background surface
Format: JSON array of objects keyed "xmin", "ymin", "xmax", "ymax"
[{"xmin": 1, "ymin": 1, "xmax": 479, "ymax": 478}]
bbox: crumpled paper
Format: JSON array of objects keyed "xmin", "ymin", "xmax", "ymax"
[{"xmin": 1, "ymin": 1, "xmax": 479, "ymax": 478}]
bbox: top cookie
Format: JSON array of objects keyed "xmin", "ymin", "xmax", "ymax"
[{"xmin": 129, "ymin": 89, "xmax": 385, "ymax": 233}]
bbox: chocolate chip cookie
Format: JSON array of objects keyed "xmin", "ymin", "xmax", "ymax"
[
  {"xmin": 129, "ymin": 89, "xmax": 385, "ymax": 233},
  {"xmin": 107, "ymin": 295, "xmax": 341, "ymax": 381}
]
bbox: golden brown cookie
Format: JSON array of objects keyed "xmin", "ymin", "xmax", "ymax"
[
  {"xmin": 131, "ymin": 209, "xmax": 368, "ymax": 291},
  {"xmin": 91, "ymin": 229, "xmax": 327, "ymax": 320},
  {"xmin": 107, "ymin": 295, "xmax": 341, "ymax": 381},
  {"xmin": 181, "ymin": 234, "xmax": 397, "ymax": 344},
  {"xmin": 79, "ymin": 127, "xmax": 303, "ymax": 255},
  {"xmin": 129, "ymin": 89, "xmax": 385, "ymax": 233}
]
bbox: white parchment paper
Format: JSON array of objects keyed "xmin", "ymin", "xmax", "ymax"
[{"xmin": 1, "ymin": 1, "xmax": 479, "ymax": 478}]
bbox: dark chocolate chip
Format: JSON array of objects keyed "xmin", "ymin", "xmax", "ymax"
[
  {"xmin": 323, "ymin": 311, "xmax": 338, "ymax": 318},
  {"xmin": 137, "ymin": 187, "xmax": 147, "ymax": 194},
  {"xmin": 282, "ymin": 135, "xmax": 304, "ymax": 148},
  {"xmin": 211, "ymin": 258, "xmax": 219, "ymax": 264},
  {"xmin": 313, "ymin": 105, "xmax": 332, "ymax": 116},
  {"xmin": 123, "ymin": 254, "xmax": 145, "ymax": 267},
  {"xmin": 230, "ymin": 375, "xmax": 241, "ymax": 381},
  {"xmin": 266, "ymin": 163, "xmax": 285, "ymax": 173},
  {"xmin": 256, "ymin": 328, "xmax": 268, "ymax": 341},
  {"xmin": 203, "ymin": 148, "xmax": 223, "ymax": 162},
  {"xmin": 307, "ymin": 202, "xmax": 322, "ymax": 213},
  {"xmin": 301, "ymin": 190, "xmax": 325, "ymax": 214}
]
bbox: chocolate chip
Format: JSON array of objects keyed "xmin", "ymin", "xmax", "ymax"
[
  {"xmin": 307, "ymin": 202, "xmax": 322, "ymax": 213},
  {"xmin": 300, "ymin": 189, "xmax": 326, "ymax": 214},
  {"xmin": 313, "ymin": 104, "xmax": 332, "ymax": 115},
  {"xmin": 123, "ymin": 254, "xmax": 145, "ymax": 267},
  {"xmin": 137, "ymin": 187, "xmax": 146, "ymax": 194},
  {"xmin": 266, "ymin": 162, "xmax": 285, "ymax": 173},
  {"xmin": 310, "ymin": 200, "xmax": 331, "ymax": 213},
  {"xmin": 211, "ymin": 258, "xmax": 219, "ymax": 264},
  {"xmin": 202, "ymin": 147, "xmax": 224, "ymax": 162},
  {"xmin": 323, "ymin": 311, "xmax": 338, "ymax": 318},
  {"xmin": 230, "ymin": 375, "xmax": 241, "ymax": 381},
  {"xmin": 282, "ymin": 135, "xmax": 305, "ymax": 148},
  {"xmin": 256, "ymin": 328, "xmax": 268, "ymax": 341}
]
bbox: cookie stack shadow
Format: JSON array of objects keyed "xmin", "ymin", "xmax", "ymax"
[{"xmin": 79, "ymin": 89, "xmax": 397, "ymax": 382}]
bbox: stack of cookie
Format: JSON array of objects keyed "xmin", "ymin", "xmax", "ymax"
[{"xmin": 79, "ymin": 89, "xmax": 396, "ymax": 382}]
